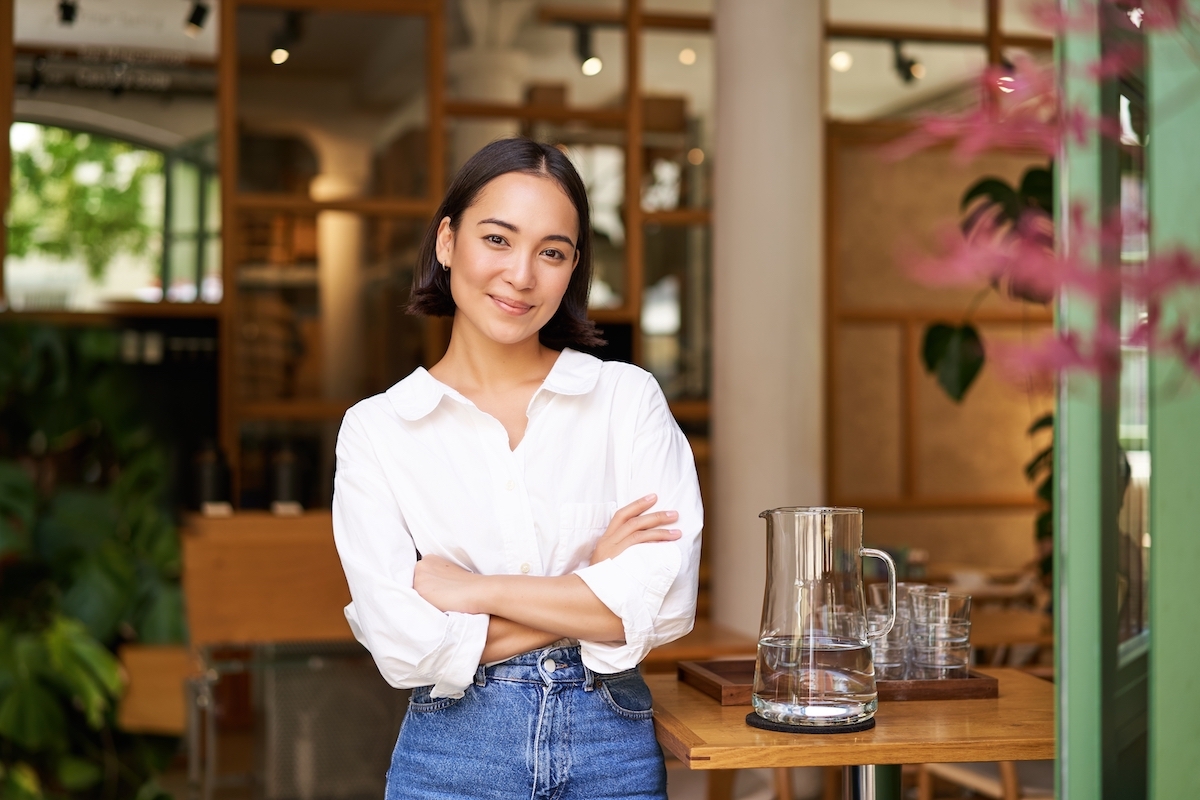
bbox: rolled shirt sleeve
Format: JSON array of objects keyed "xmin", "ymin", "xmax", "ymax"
[
  {"xmin": 573, "ymin": 376, "xmax": 703, "ymax": 673},
  {"xmin": 332, "ymin": 408, "xmax": 489, "ymax": 698}
]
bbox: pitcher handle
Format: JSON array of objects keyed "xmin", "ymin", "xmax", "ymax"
[{"xmin": 861, "ymin": 547, "xmax": 897, "ymax": 640}]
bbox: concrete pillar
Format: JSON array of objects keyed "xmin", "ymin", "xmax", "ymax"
[{"xmin": 710, "ymin": 0, "xmax": 825, "ymax": 636}]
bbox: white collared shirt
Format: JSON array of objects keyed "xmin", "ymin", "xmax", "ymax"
[{"xmin": 332, "ymin": 348, "xmax": 703, "ymax": 698}]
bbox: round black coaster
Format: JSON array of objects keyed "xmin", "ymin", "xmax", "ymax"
[{"xmin": 745, "ymin": 712, "xmax": 876, "ymax": 734}]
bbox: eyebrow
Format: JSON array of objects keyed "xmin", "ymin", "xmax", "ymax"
[{"xmin": 478, "ymin": 217, "xmax": 576, "ymax": 249}]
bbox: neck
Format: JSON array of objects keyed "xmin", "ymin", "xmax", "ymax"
[{"xmin": 433, "ymin": 314, "xmax": 558, "ymax": 392}]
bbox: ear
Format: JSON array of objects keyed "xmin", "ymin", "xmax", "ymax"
[{"xmin": 434, "ymin": 216, "xmax": 454, "ymax": 266}]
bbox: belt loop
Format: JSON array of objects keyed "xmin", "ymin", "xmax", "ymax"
[
  {"xmin": 583, "ymin": 664, "xmax": 595, "ymax": 692},
  {"xmin": 474, "ymin": 665, "xmax": 487, "ymax": 687}
]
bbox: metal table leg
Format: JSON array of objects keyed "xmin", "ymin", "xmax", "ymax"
[{"xmin": 842, "ymin": 764, "xmax": 902, "ymax": 800}]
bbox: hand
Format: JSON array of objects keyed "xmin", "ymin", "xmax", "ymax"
[
  {"xmin": 589, "ymin": 494, "xmax": 681, "ymax": 566},
  {"xmin": 413, "ymin": 554, "xmax": 481, "ymax": 614}
]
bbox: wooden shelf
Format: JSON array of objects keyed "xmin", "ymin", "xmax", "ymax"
[
  {"xmin": 670, "ymin": 398, "xmax": 710, "ymax": 425},
  {"xmin": 0, "ymin": 302, "xmax": 223, "ymax": 323},
  {"xmin": 588, "ymin": 306, "xmax": 638, "ymax": 325},
  {"xmin": 235, "ymin": 193, "xmax": 436, "ymax": 217},
  {"xmin": 645, "ymin": 208, "xmax": 712, "ymax": 227},
  {"xmin": 237, "ymin": 398, "xmax": 354, "ymax": 421}
]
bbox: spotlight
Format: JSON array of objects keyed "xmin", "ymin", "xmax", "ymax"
[
  {"xmin": 269, "ymin": 12, "xmax": 303, "ymax": 65},
  {"xmin": 686, "ymin": 148, "xmax": 704, "ymax": 166},
  {"xmin": 185, "ymin": 2, "xmax": 209, "ymax": 38},
  {"xmin": 679, "ymin": 47, "xmax": 696, "ymax": 66},
  {"xmin": 892, "ymin": 40, "xmax": 922, "ymax": 84},
  {"xmin": 575, "ymin": 24, "xmax": 602, "ymax": 76},
  {"xmin": 58, "ymin": 0, "xmax": 77, "ymax": 25},
  {"xmin": 829, "ymin": 50, "xmax": 853, "ymax": 73}
]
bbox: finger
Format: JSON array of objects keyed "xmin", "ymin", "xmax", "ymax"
[
  {"xmin": 624, "ymin": 509, "xmax": 679, "ymax": 533},
  {"xmin": 627, "ymin": 528, "xmax": 683, "ymax": 546},
  {"xmin": 613, "ymin": 494, "xmax": 658, "ymax": 524}
]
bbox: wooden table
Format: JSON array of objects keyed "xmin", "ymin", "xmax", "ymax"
[{"xmin": 648, "ymin": 668, "xmax": 1054, "ymax": 800}]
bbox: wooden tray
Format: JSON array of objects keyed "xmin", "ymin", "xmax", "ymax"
[{"xmin": 676, "ymin": 658, "xmax": 999, "ymax": 706}]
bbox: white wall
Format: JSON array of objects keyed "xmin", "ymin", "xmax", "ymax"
[{"xmin": 710, "ymin": 0, "xmax": 825, "ymax": 636}]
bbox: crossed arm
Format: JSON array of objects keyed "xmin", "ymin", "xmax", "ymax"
[{"xmin": 413, "ymin": 494, "xmax": 680, "ymax": 664}]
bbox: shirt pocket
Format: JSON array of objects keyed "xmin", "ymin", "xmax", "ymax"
[{"xmin": 556, "ymin": 501, "xmax": 617, "ymax": 569}]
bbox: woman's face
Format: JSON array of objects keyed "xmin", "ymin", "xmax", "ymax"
[{"xmin": 436, "ymin": 172, "xmax": 580, "ymax": 348}]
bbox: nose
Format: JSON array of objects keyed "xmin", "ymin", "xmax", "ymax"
[{"xmin": 503, "ymin": 252, "xmax": 536, "ymax": 290}]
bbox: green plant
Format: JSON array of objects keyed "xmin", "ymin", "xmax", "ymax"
[
  {"xmin": 7, "ymin": 124, "xmax": 162, "ymax": 279},
  {"xmin": 0, "ymin": 324, "xmax": 184, "ymax": 800},
  {"xmin": 920, "ymin": 166, "xmax": 1055, "ymax": 588}
]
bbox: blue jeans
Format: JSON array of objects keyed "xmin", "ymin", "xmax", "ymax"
[{"xmin": 386, "ymin": 644, "xmax": 667, "ymax": 800}]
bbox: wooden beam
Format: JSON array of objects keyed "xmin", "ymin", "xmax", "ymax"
[
  {"xmin": 444, "ymin": 100, "xmax": 626, "ymax": 126},
  {"xmin": 218, "ymin": 0, "xmax": 240, "ymax": 503},
  {"xmin": 626, "ymin": 0, "xmax": 645, "ymax": 367},
  {"xmin": 236, "ymin": 0, "xmax": 436, "ymax": 12},
  {"xmin": 826, "ymin": 22, "xmax": 1052, "ymax": 50},
  {"xmin": 0, "ymin": 0, "xmax": 13, "ymax": 305},
  {"xmin": 538, "ymin": 6, "xmax": 712, "ymax": 32},
  {"xmin": 986, "ymin": 0, "xmax": 1004, "ymax": 65}
]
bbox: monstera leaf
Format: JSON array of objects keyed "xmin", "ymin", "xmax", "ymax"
[{"xmin": 922, "ymin": 323, "xmax": 986, "ymax": 402}]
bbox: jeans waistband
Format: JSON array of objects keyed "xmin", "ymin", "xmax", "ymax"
[{"xmin": 475, "ymin": 643, "xmax": 596, "ymax": 689}]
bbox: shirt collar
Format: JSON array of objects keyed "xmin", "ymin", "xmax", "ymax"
[{"xmin": 386, "ymin": 348, "xmax": 602, "ymax": 422}]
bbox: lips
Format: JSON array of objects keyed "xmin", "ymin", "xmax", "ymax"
[{"xmin": 489, "ymin": 294, "xmax": 533, "ymax": 315}]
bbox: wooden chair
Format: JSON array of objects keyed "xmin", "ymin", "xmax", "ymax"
[{"xmin": 917, "ymin": 760, "xmax": 1054, "ymax": 800}]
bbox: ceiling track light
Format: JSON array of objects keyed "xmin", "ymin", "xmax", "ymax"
[
  {"xmin": 574, "ymin": 23, "xmax": 602, "ymax": 76},
  {"xmin": 185, "ymin": 2, "xmax": 209, "ymax": 38},
  {"xmin": 891, "ymin": 40, "xmax": 923, "ymax": 84},
  {"xmin": 58, "ymin": 0, "xmax": 77, "ymax": 25},
  {"xmin": 270, "ymin": 11, "xmax": 304, "ymax": 65}
]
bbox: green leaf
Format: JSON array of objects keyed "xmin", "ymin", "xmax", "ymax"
[
  {"xmin": 44, "ymin": 617, "xmax": 124, "ymax": 728},
  {"xmin": 135, "ymin": 583, "xmax": 186, "ymax": 645},
  {"xmin": 1019, "ymin": 166, "xmax": 1053, "ymax": 213},
  {"xmin": 0, "ymin": 681, "xmax": 66, "ymax": 751},
  {"xmin": 960, "ymin": 177, "xmax": 1021, "ymax": 223},
  {"xmin": 56, "ymin": 756, "xmax": 102, "ymax": 790},
  {"xmin": 134, "ymin": 778, "xmax": 172, "ymax": 800},
  {"xmin": 1025, "ymin": 446, "xmax": 1053, "ymax": 482},
  {"xmin": 2, "ymin": 762, "xmax": 44, "ymax": 800},
  {"xmin": 921, "ymin": 323, "xmax": 956, "ymax": 374},
  {"xmin": 1028, "ymin": 412, "xmax": 1054, "ymax": 435},
  {"xmin": 924, "ymin": 324, "xmax": 986, "ymax": 402},
  {"xmin": 1036, "ymin": 511, "xmax": 1053, "ymax": 541},
  {"xmin": 0, "ymin": 461, "xmax": 36, "ymax": 531},
  {"xmin": 33, "ymin": 489, "xmax": 120, "ymax": 565}
]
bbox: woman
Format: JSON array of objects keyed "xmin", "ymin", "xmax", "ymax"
[{"xmin": 332, "ymin": 138, "xmax": 702, "ymax": 800}]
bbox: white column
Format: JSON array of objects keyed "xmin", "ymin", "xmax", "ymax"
[{"xmin": 711, "ymin": 0, "xmax": 825, "ymax": 636}]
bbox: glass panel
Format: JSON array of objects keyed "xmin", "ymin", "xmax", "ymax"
[
  {"xmin": 829, "ymin": 0, "xmax": 985, "ymax": 30},
  {"xmin": 1117, "ymin": 89, "xmax": 1150, "ymax": 645},
  {"xmin": 642, "ymin": 31, "xmax": 714, "ymax": 210},
  {"xmin": 236, "ymin": 7, "xmax": 428, "ymax": 200},
  {"xmin": 11, "ymin": 1, "xmax": 219, "ymax": 309},
  {"xmin": 447, "ymin": 2, "xmax": 626, "ymax": 113},
  {"xmin": 234, "ymin": 212, "xmax": 425, "ymax": 403},
  {"xmin": 827, "ymin": 39, "xmax": 987, "ymax": 121},
  {"xmin": 642, "ymin": 223, "xmax": 709, "ymax": 399},
  {"xmin": 6, "ymin": 122, "xmax": 165, "ymax": 309}
]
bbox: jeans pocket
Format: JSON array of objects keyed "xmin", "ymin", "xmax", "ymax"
[
  {"xmin": 407, "ymin": 685, "xmax": 465, "ymax": 713},
  {"xmin": 596, "ymin": 669, "xmax": 655, "ymax": 721}
]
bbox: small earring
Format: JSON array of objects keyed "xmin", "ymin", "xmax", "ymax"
[{"xmin": 441, "ymin": 262, "xmax": 450, "ymax": 272}]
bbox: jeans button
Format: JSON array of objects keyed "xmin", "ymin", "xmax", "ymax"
[{"xmin": 543, "ymin": 659, "xmax": 556, "ymax": 673}]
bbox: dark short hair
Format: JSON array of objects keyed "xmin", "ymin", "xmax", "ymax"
[{"xmin": 407, "ymin": 138, "xmax": 604, "ymax": 350}]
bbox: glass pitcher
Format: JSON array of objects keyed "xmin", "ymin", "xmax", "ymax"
[{"xmin": 752, "ymin": 507, "xmax": 897, "ymax": 728}]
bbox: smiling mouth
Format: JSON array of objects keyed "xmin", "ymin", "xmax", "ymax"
[{"xmin": 489, "ymin": 295, "xmax": 533, "ymax": 315}]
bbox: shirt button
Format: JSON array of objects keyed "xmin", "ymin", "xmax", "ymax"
[
  {"xmin": 520, "ymin": 563, "xmax": 531, "ymax": 574},
  {"xmin": 543, "ymin": 659, "xmax": 556, "ymax": 673},
  {"xmin": 505, "ymin": 480, "xmax": 516, "ymax": 491}
]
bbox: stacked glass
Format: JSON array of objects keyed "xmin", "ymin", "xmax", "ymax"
[
  {"xmin": 907, "ymin": 588, "xmax": 973, "ymax": 679},
  {"xmin": 867, "ymin": 582, "xmax": 924, "ymax": 680}
]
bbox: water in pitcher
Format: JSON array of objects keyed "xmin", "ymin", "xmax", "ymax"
[{"xmin": 752, "ymin": 636, "xmax": 878, "ymax": 726}]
